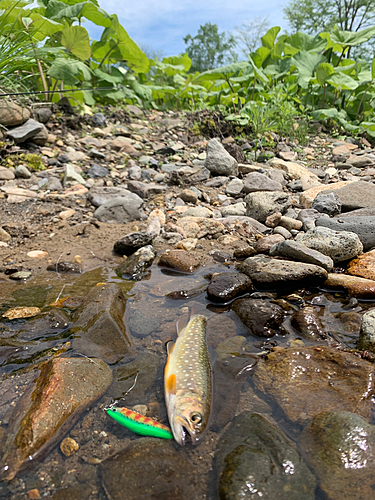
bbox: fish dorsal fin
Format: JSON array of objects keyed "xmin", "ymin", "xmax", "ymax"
[{"xmin": 166, "ymin": 340, "xmax": 175, "ymax": 355}]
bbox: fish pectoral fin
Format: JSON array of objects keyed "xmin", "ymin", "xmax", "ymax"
[
  {"xmin": 166, "ymin": 340, "xmax": 175, "ymax": 355},
  {"xmin": 176, "ymin": 320, "xmax": 186, "ymax": 336},
  {"xmin": 166, "ymin": 373, "xmax": 176, "ymax": 396}
]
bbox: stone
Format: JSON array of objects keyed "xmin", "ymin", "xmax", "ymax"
[
  {"xmin": 243, "ymin": 172, "xmax": 283, "ymax": 193},
  {"xmin": 47, "ymin": 261, "xmax": 82, "ymax": 274},
  {"xmin": 88, "ymin": 187, "xmax": 140, "ymax": 207},
  {"xmin": 59, "ymin": 208, "xmax": 75, "ymax": 220},
  {"xmin": 320, "ymin": 180, "xmax": 375, "ymax": 211},
  {"xmin": 216, "ymin": 216, "xmax": 268, "ymax": 233},
  {"xmin": 358, "ymin": 308, "xmax": 375, "ymax": 351},
  {"xmin": 126, "ymin": 180, "xmax": 166, "ymax": 199},
  {"xmin": 225, "ymin": 178, "xmax": 243, "ymax": 196},
  {"xmin": 221, "ymin": 202, "xmax": 246, "ymax": 217},
  {"xmin": 347, "ymin": 154, "xmax": 374, "ymax": 167},
  {"xmin": 240, "ymin": 255, "xmax": 328, "ymax": 290},
  {"xmin": 299, "ymin": 181, "xmax": 354, "ymax": 208},
  {"xmin": 0, "ymin": 100, "xmax": 30, "ymax": 127},
  {"xmin": 181, "ymin": 206, "xmax": 211, "ymax": 218},
  {"xmin": 254, "ymin": 234, "xmax": 285, "ymax": 253},
  {"xmin": 101, "ymin": 438, "xmax": 200, "ymax": 499},
  {"xmin": 205, "ymin": 176, "xmax": 229, "ymax": 187},
  {"xmin": 265, "ymin": 211, "xmax": 282, "ymax": 228},
  {"xmin": 216, "ymin": 413, "xmax": 316, "ymax": 500},
  {"xmin": 94, "ymin": 196, "xmax": 144, "ymax": 223},
  {"xmin": 128, "ymin": 308, "xmax": 160, "ymax": 338},
  {"xmin": 205, "ymin": 138, "xmax": 238, "ymax": 176},
  {"xmin": 32, "ymin": 123, "xmax": 48, "ymax": 146},
  {"xmin": 296, "ymin": 226, "xmax": 363, "ymax": 263},
  {"xmin": 2, "ymin": 306, "xmax": 41, "ymax": 320},
  {"xmin": 63, "ymin": 164, "xmax": 85, "ymax": 187},
  {"xmin": 207, "ymin": 272, "xmax": 252, "ymax": 303},
  {"xmin": 270, "ymin": 240, "xmax": 334, "ymax": 272},
  {"xmin": 245, "ymin": 191, "xmax": 292, "ymax": 222},
  {"xmin": 297, "ymin": 208, "xmax": 326, "ymax": 231},
  {"xmin": 347, "ymin": 249, "xmax": 375, "ymax": 280},
  {"xmin": 92, "ymin": 112, "xmax": 106, "ymax": 127},
  {"xmin": 6, "ymin": 118, "xmax": 43, "ymax": 143},
  {"xmin": 33, "ymin": 107, "xmax": 52, "ymax": 124},
  {"xmin": 291, "ymin": 306, "xmax": 327, "ymax": 340},
  {"xmin": 14, "ymin": 165, "xmax": 32, "ymax": 179},
  {"xmin": 72, "ymin": 284, "xmax": 134, "ymax": 362},
  {"xmin": 232, "ymin": 298, "xmax": 284, "ymax": 337},
  {"xmin": 86, "ymin": 163, "xmax": 109, "ymax": 178},
  {"xmin": 312, "ymin": 191, "xmax": 342, "ymax": 215},
  {"xmin": 60, "ymin": 437, "xmax": 79, "ymax": 457},
  {"xmin": 175, "ymin": 217, "xmax": 225, "ymax": 239},
  {"xmin": 0, "ymin": 227, "xmax": 11, "ymax": 243},
  {"xmin": 0, "ymin": 186, "xmax": 38, "ymax": 202},
  {"xmin": 278, "ymin": 215, "xmax": 303, "ymax": 231},
  {"xmin": 45, "ymin": 176, "xmax": 63, "ymax": 191},
  {"xmin": 325, "ymin": 274, "xmax": 375, "ymax": 299},
  {"xmin": 316, "ymin": 216, "xmax": 375, "ymax": 251},
  {"xmin": 273, "ymin": 226, "xmax": 292, "ymax": 239},
  {"xmin": 300, "ymin": 411, "xmax": 375, "ymax": 500},
  {"xmin": 253, "ymin": 345, "xmax": 375, "ymax": 425},
  {"xmin": 175, "ymin": 238, "xmax": 198, "ymax": 251},
  {"xmin": 158, "ymin": 249, "xmax": 200, "ymax": 273},
  {"xmin": 0, "ymin": 167, "xmax": 15, "ymax": 180},
  {"xmin": 114, "ymin": 231, "xmax": 153, "ymax": 256},
  {"xmin": 269, "ymin": 157, "xmax": 321, "ymax": 186},
  {"xmin": 179, "ymin": 189, "xmax": 198, "ymax": 204},
  {"xmin": 115, "ymin": 245, "xmax": 155, "ymax": 281},
  {"xmin": 128, "ymin": 164, "xmax": 142, "ymax": 180},
  {"xmin": 0, "ymin": 357, "xmax": 112, "ymax": 481}
]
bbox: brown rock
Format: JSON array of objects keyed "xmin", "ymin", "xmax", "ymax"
[
  {"xmin": 299, "ymin": 181, "xmax": 354, "ymax": 208},
  {"xmin": 32, "ymin": 123, "xmax": 48, "ymax": 146},
  {"xmin": 179, "ymin": 189, "xmax": 198, "ymax": 204},
  {"xmin": 158, "ymin": 249, "xmax": 200, "ymax": 273},
  {"xmin": 254, "ymin": 234, "xmax": 285, "ymax": 253},
  {"xmin": 175, "ymin": 217, "xmax": 225, "ymax": 239},
  {"xmin": 0, "ymin": 167, "xmax": 15, "ymax": 180},
  {"xmin": 325, "ymin": 273, "xmax": 375, "ymax": 299},
  {"xmin": 253, "ymin": 345, "xmax": 375, "ymax": 425},
  {"xmin": 347, "ymin": 249, "xmax": 375, "ymax": 281},
  {"xmin": 0, "ymin": 100, "xmax": 30, "ymax": 127},
  {"xmin": 0, "ymin": 357, "xmax": 112, "ymax": 481},
  {"xmin": 60, "ymin": 437, "xmax": 79, "ymax": 457}
]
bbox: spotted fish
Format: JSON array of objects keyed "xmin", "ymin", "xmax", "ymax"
[{"xmin": 164, "ymin": 314, "xmax": 212, "ymax": 445}]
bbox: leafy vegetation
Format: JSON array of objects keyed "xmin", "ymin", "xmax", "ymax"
[{"xmin": 2, "ymin": 0, "xmax": 375, "ymax": 143}]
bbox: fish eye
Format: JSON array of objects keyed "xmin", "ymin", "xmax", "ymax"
[{"xmin": 190, "ymin": 412, "xmax": 202, "ymax": 424}]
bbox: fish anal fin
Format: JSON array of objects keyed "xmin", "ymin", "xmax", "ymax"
[{"xmin": 166, "ymin": 373, "xmax": 176, "ymax": 396}]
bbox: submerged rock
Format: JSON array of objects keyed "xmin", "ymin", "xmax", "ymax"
[
  {"xmin": 291, "ymin": 306, "xmax": 328, "ymax": 341},
  {"xmin": 115, "ymin": 245, "xmax": 155, "ymax": 281},
  {"xmin": 206, "ymin": 272, "xmax": 252, "ymax": 303},
  {"xmin": 0, "ymin": 357, "xmax": 112, "ymax": 481},
  {"xmin": 232, "ymin": 298, "xmax": 284, "ymax": 337}
]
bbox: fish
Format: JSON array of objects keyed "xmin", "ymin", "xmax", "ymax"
[
  {"xmin": 164, "ymin": 314, "xmax": 212, "ymax": 445},
  {"xmin": 106, "ymin": 407, "xmax": 173, "ymax": 439}
]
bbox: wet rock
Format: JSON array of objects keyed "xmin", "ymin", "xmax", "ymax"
[
  {"xmin": 231, "ymin": 298, "xmax": 284, "ymax": 337},
  {"xmin": 126, "ymin": 180, "xmax": 167, "ymax": 199},
  {"xmin": 0, "ymin": 100, "xmax": 30, "ymax": 127},
  {"xmin": 205, "ymin": 138, "xmax": 238, "ymax": 176},
  {"xmin": 206, "ymin": 315, "xmax": 238, "ymax": 347},
  {"xmin": 101, "ymin": 438, "xmax": 200, "ymax": 499},
  {"xmin": 6, "ymin": 118, "xmax": 43, "ymax": 143},
  {"xmin": 50, "ymin": 485, "xmax": 92, "ymax": 500},
  {"xmin": 240, "ymin": 255, "xmax": 328, "ymax": 290},
  {"xmin": 291, "ymin": 306, "xmax": 328, "ymax": 340},
  {"xmin": 207, "ymin": 272, "xmax": 252, "ymax": 303},
  {"xmin": 86, "ymin": 163, "xmax": 109, "ymax": 178},
  {"xmin": 253, "ymin": 345, "xmax": 375, "ymax": 425},
  {"xmin": 127, "ymin": 307, "xmax": 160, "ymax": 338},
  {"xmin": 296, "ymin": 227, "xmax": 363, "ymax": 263},
  {"xmin": 158, "ymin": 249, "xmax": 200, "ymax": 273},
  {"xmin": 94, "ymin": 196, "xmax": 145, "ymax": 223},
  {"xmin": 300, "ymin": 411, "xmax": 375, "ymax": 500},
  {"xmin": 357, "ymin": 308, "xmax": 375, "ymax": 352},
  {"xmin": 209, "ymin": 249, "xmax": 232, "ymax": 262},
  {"xmin": 114, "ymin": 231, "xmax": 153, "ymax": 256},
  {"xmin": 270, "ymin": 240, "xmax": 334, "ymax": 272},
  {"xmin": 115, "ymin": 245, "xmax": 155, "ymax": 281},
  {"xmin": 347, "ymin": 249, "xmax": 375, "ymax": 280},
  {"xmin": 60, "ymin": 437, "xmax": 79, "ymax": 457},
  {"xmin": 243, "ymin": 171, "xmax": 283, "ymax": 193},
  {"xmin": 2, "ymin": 306, "xmax": 41, "ymax": 320},
  {"xmin": 316, "ymin": 216, "xmax": 375, "ymax": 251},
  {"xmin": 325, "ymin": 273, "xmax": 375, "ymax": 299},
  {"xmin": 88, "ymin": 187, "xmax": 141, "ymax": 207},
  {"xmin": 166, "ymin": 283, "xmax": 207, "ymax": 300},
  {"xmin": 47, "ymin": 261, "xmax": 81, "ymax": 273},
  {"xmin": 312, "ymin": 192, "xmax": 342, "ymax": 215},
  {"xmin": 299, "ymin": 181, "xmax": 354, "ymax": 208},
  {"xmin": 254, "ymin": 234, "xmax": 285, "ymax": 253},
  {"xmin": 214, "ymin": 412, "xmax": 316, "ymax": 500},
  {"xmin": 0, "ymin": 357, "xmax": 112, "ymax": 481},
  {"xmin": 245, "ymin": 191, "xmax": 292, "ymax": 222},
  {"xmin": 215, "ymin": 336, "xmax": 247, "ymax": 362},
  {"xmin": 72, "ymin": 284, "xmax": 134, "ymax": 363}
]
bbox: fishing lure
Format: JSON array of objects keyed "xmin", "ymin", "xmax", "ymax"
[{"xmin": 106, "ymin": 407, "xmax": 173, "ymax": 439}]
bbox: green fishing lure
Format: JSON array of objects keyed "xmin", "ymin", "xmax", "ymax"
[{"xmin": 106, "ymin": 407, "xmax": 173, "ymax": 439}]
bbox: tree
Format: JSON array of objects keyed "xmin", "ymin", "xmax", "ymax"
[
  {"xmin": 183, "ymin": 22, "xmax": 236, "ymax": 72},
  {"xmin": 284, "ymin": 0, "xmax": 375, "ymax": 34},
  {"xmin": 233, "ymin": 16, "xmax": 270, "ymax": 58}
]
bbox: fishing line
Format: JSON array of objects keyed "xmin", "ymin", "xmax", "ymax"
[{"xmin": 0, "ymin": 87, "xmax": 114, "ymax": 97}]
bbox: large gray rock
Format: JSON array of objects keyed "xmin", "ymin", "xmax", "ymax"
[
  {"xmin": 205, "ymin": 138, "xmax": 238, "ymax": 176},
  {"xmin": 94, "ymin": 196, "xmax": 145, "ymax": 223},
  {"xmin": 240, "ymin": 255, "xmax": 328, "ymax": 290},
  {"xmin": 357, "ymin": 308, "xmax": 375, "ymax": 352},
  {"xmin": 312, "ymin": 191, "xmax": 342, "ymax": 215},
  {"xmin": 243, "ymin": 171, "xmax": 283, "ymax": 193},
  {"xmin": 270, "ymin": 240, "xmax": 334, "ymax": 271},
  {"xmin": 0, "ymin": 100, "xmax": 30, "ymax": 127},
  {"xmin": 296, "ymin": 226, "xmax": 363, "ymax": 262},
  {"xmin": 316, "ymin": 216, "xmax": 375, "ymax": 251},
  {"xmin": 88, "ymin": 187, "xmax": 141, "ymax": 207},
  {"xmin": 321, "ymin": 181, "xmax": 375, "ymax": 211},
  {"xmin": 6, "ymin": 118, "xmax": 42, "ymax": 143},
  {"xmin": 245, "ymin": 191, "xmax": 292, "ymax": 222}
]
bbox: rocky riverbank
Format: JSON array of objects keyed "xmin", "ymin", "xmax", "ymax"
[{"xmin": 0, "ymin": 100, "xmax": 375, "ymax": 499}]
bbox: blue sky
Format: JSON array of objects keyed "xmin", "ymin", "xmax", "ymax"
[{"xmin": 89, "ymin": 0, "xmax": 288, "ymax": 57}]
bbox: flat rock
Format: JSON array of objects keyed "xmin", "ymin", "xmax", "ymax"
[
  {"xmin": 175, "ymin": 217, "xmax": 225, "ymax": 238},
  {"xmin": 88, "ymin": 187, "xmax": 141, "ymax": 207},
  {"xmin": 0, "ymin": 100, "xmax": 30, "ymax": 127},
  {"xmin": 325, "ymin": 273, "xmax": 375, "ymax": 299},
  {"xmin": 126, "ymin": 180, "xmax": 167, "ymax": 198},
  {"xmin": 115, "ymin": 245, "xmax": 155, "ymax": 281},
  {"xmin": 316, "ymin": 216, "xmax": 375, "ymax": 251},
  {"xmin": 320, "ymin": 181, "xmax": 375, "ymax": 211},
  {"xmin": 94, "ymin": 196, "xmax": 145, "ymax": 223},
  {"xmin": 158, "ymin": 249, "xmax": 200, "ymax": 273},
  {"xmin": 270, "ymin": 240, "xmax": 334, "ymax": 271},
  {"xmin": 296, "ymin": 226, "xmax": 363, "ymax": 262},
  {"xmin": 300, "ymin": 411, "xmax": 375, "ymax": 500},
  {"xmin": 225, "ymin": 178, "xmax": 243, "ymax": 196},
  {"xmin": 181, "ymin": 206, "xmax": 211, "ymax": 218},
  {"xmin": 299, "ymin": 181, "xmax": 354, "ymax": 208},
  {"xmin": 221, "ymin": 202, "xmax": 246, "ymax": 217},
  {"xmin": 338, "ymin": 207, "xmax": 375, "ymax": 217},
  {"xmin": 240, "ymin": 255, "xmax": 328, "ymax": 290},
  {"xmin": 205, "ymin": 138, "xmax": 238, "ymax": 176},
  {"xmin": 207, "ymin": 272, "xmax": 252, "ymax": 303},
  {"xmin": 243, "ymin": 171, "xmax": 283, "ymax": 193},
  {"xmin": 269, "ymin": 157, "xmax": 321, "ymax": 187},
  {"xmin": 231, "ymin": 298, "xmax": 284, "ymax": 337},
  {"xmin": 72, "ymin": 284, "xmax": 134, "ymax": 362},
  {"xmin": 253, "ymin": 345, "xmax": 375, "ymax": 425},
  {"xmin": 245, "ymin": 191, "xmax": 292, "ymax": 222},
  {"xmin": 6, "ymin": 118, "xmax": 43, "ymax": 143},
  {"xmin": 0, "ymin": 357, "xmax": 112, "ymax": 481}
]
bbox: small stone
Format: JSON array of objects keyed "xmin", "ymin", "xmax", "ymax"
[
  {"xmin": 312, "ymin": 192, "xmax": 342, "ymax": 215},
  {"xmin": 221, "ymin": 202, "xmax": 246, "ymax": 217},
  {"xmin": 114, "ymin": 231, "xmax": 153, "ymax": 256},
  {"xmin": 10, "ymin": 271, "xmax": 32, "ymax": 280},
  {"xmin": 0, "ymin": 100, "xmax": 30, "ymax": 127},
  {"xmin": 158, "ymin": 249, "xmax": 200, "ymax": 273},
  {"xmin": 254, "ymin": 234, "xmax": 285, "ymax": 253},
  {"xmin": 60, "ymin": 437, "xmax": 79, "ymax": 457},
  {"xmin": 181, "ymin": 206, "xmax": 211, "ymax": 218},
  {"xmin": 245, "ymin": 191, "xmax": 292, "ymax": 222},
  {"xmin": 207, "ymin": 272, "xmax": 252, "ymax": 303},
  {"xmin": 86, "ymin": 164, "xmax": 109, "ymax": 178},
  {"xmin": 179, "ymin": 189, "xmax": 198, "ymax": 204},
  {"xmin": 59, "ymin": 209, "xmax": 76, "ymax": 220},
  {"xmin": 0, "ymin": 167, "xmax": 15, "ymax": 180},
  {"xmin": 0, "ymin": 227, "xmax": 11, "ymax": 242},
  {"xmin": 231, "ymin": 298, "xmax": 284, "ymax": 337},
  {"xmin": 47, "ymin": 261, "xmax": 81, "ymax": 273},
  {"xmin": 225, "ymin": 178, "xmax": 243, "ymax": 196},
  {"xmin": 273, "ymin": 226, "xmax": 292, "ymax": 239},
  {"xmin": 265, "ymin": 211, "xmax": 282, "ymax": 228},
  {"xmin": 14, "ymin": 165, "xmax": 32, "ymax": 179},
  {"xmin": 115, "ymin": 245, "xmax": 155, "ymax": 281},
  {"xmin": 27, "ymin": 490, "xmax": 40, "ymax": 500},
  {"xmin": 358, "ymin": 308, "xmax": 375, "ymax": 351},
  {"xmin": 279, "ymin": 216, "xmax": 303, "ymax": 231},
  {"xmin": 205, "ymin": 138, "xmax": 238, "ymax": 176},
  {"xmin": 243, "ymin": 172, "xmax": 283, "ymax": 193},
  {"xmin": 175, "ymin": 238, "xmax": 198, "ymax": 251},
  {"xmin": 2, "ymin": 306, "xmax": 41, "ymax": 319},
  {"xmin": 63, "ymin": 164, "xmax": 85, "ymax": 187}
]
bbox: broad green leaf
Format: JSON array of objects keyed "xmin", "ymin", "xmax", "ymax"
[
  {"xmin": 327, "ymin": 72, "xmax": 359, "ymax": 90},
  {"xmin": 27, "ymin": 12, "xmax": 63, "ymax": 40},
  {"xmin": 291, "ymin": 51, "xmax": 326, "ymax": 89},
  {"xmin": 60, "ymin": 26, "xmax": 90, "ymax": 60},
  {"xmin": 255, "ymin": 46, "xmax": 270, "ymax": 64},
  {"xmin": 53, "ymin": 2, "xmax": 111, "ymax": 27},
  {"xmin": 47, "ymin": 56, "xmax": 91, "ymax": 84},
  {"xmin": 329, "ymin": 26, "xmax": 375, "ymax": 47},
  {"xmin": 261, "ymin": 26, "xmax": 280, "ymax": 49},
  {"xmin": 315, "ymin": 62, "xmax": 334, "ymax": 87},
  {"xmin": 311, "ymin": 108, "xmax": 339, "ymax": 120},
  {"xmin": 93, "ymin": 67, "xmax": 123, "ymax": 84},
  {"xmin": 162, "ymin": 53, "xmax": 191, "ymax": 72},
  {"xmin": 286, "ymin": 32, "xmax": 327, "ymax": 53},
  {"xmin": 372, "ymin": 56, "xmax": 375, "ymax": 81}
]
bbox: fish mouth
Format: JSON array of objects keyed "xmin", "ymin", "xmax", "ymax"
[{"xmin": 173, "ymin": 416, "xmax": 197, "ymax": 446}]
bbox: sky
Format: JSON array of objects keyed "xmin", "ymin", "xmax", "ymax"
[{"xmin": 88, "ymin": 0, "xmax": 288, "ymax": 57}]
